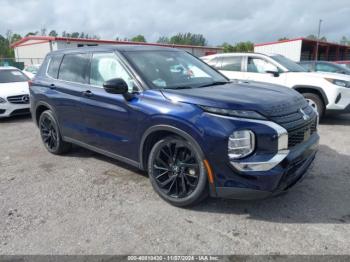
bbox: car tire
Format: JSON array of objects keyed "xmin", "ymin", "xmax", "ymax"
[
  {"xmin": 302, "ymin": 93, "xmax": 324, "ymax": 118},
  {"xmin": 148, "ymin": 135, "xmax": 208, "ymax": 207},
  {"xmin": 38, "ymin": 110, "xmax": 71, "ymax": 155}
]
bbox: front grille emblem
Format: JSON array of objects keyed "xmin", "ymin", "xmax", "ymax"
[
  {"xmin": 300, "ymin": 108, "xmax": 310, "ymax": 121},
  {"xmin": 22, "ymin": 95, "xmax": 29, "ymax": 103}
]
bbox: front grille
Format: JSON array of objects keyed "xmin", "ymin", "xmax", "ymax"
[
  {"xmin": 269, "ymin": 104, "xmax": 315, "ymax": 131},
  {"xmin": 288, "ymin": 118, "xmax": 317, "ymax": 148},
  {"xmin": 7, "ymin": 95, "xmax": 30, "ymax": 104},
  {"xmin": 269, "ymin": 103, "xmax": 318, "ymax": 148}
]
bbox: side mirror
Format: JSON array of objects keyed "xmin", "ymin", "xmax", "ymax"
[
  {"xmin": 103, "ymin": 78, "xmax": 128, "ymax": 94},
  {"xmin": 266, "ymin": 70, "xmax": 280, "ymax": 77}
]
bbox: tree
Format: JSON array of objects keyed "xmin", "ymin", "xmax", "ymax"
[
  {"xmin": 25, "ymin": 31, "xmax": 38, "ymax": 37},
  {"xmin": 278, "ymin": 37, "xmax": 289, "ymax": 41},
  {"xmin": 131, "ymin": 35, "xmax": 147, "ymax": 42},
  {"xmin": 157, "ymin": 33, "xmax": 207, "ymax": 46},
  {"xmin": 157, "ymin": 36, "xmax": 170, "ymax": 44},
  {"xmin": 306, "ymin": 34, "xmax": 327, "ymax": 42},
  {"xmin": 48, "ymin": 30, "xmax": 58, "ymax": 37},
  {"xmin": 340, "ymin": 36, "xmax": 350, "ymax": 45},
  {"xmin": 221, "ymin": 41, "xmax": 254, "ymax": 53},
  {"xmin": 70, "ymin": 32, "xmax": 80, "ymax": 38},
  {"xmin": 306, "ymin": 34, "xmax": 317, "ymax": 40},
  {"xmin": 169, "ymin": 33, "xmax": 207, "ymax": 46},
  {"xmin": 91, "ymin": 34, "xmax": 100, "ymax": 40},
  {"xmin": 0, "ymin": 34, "xmax": 14, "ymax": 58},
  {"xmin": 10, "ymin": 33, "xmax": 22, "ymax": 44}
]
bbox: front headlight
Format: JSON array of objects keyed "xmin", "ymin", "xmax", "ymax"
[
  {"xmin": 200, "ymin": 105, "xmax": 266, "ymax": 120},
  {"xmin": 0, "ymin": 97, "xmax": 6, "ymax": 103},
  {"xmin": 228, "ymin": 130, "xmax": 255, "ymax": 159},
  {"xmin": 325, "ymin": 78, "xmax": 350, "ymax": 88}
]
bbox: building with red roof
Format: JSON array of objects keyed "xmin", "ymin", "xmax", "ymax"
[{"xmin": 11, "ymin": 36, "xmax": 223, "ymax": 66}]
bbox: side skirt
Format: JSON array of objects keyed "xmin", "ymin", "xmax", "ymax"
[{"xmin": 63, "ymin": 136, "xmax": 141, "ymax": 169}]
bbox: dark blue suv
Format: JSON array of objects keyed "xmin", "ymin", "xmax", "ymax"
[{"xmin": 30, "ymin": 45, "xmax": 319, "ymax": 206}]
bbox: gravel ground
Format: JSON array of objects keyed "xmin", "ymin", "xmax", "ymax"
[{"xmin": 0, "ymin": 114, "xmax": 349, "ymax": 255}]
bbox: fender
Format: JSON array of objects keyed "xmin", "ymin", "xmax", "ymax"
[
  {"xmin": 139, "ymin": 124, "xmax": 205, "ymax": 170},
  {"xmin": 33, "ymin": 101, "xmax": 57, "ymax": 125},
  {"xmin": 139, "ymin": 124, "xmax": 217, "ymax": 197},
  {"xmin": 292, "ymin": 85, "xmax": 329, "ymax": 105}
]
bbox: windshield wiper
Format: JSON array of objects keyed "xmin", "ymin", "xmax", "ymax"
[{"xmin": 198, "ymin": 81, "xmax": 230, "ymax": 88}]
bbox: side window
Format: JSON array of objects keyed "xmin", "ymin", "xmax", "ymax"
[
  {"xmin": 90, "ymin": 52, "xmax": 135, "ymax": 92},
  {"xmin": 58, "ymin": 53, "xmax": 90, "ymax": 83},
  {"xmin": 247, "ymin": 57, "xmax": 278, "ymax": 73},
  {"xmin": 300, "ymin": 63, "xmax": 313, "ymax": 71},
  {"xmin": 47, "ymin": 55, "xmax": 62, "ymax": 79},
  {"xmin": 316, "ymin": 63, "xmax": 338, "ymax": 73},
  {"xmin": 221, "ymin": 56, "xmax": 242, "ymax": 71}
]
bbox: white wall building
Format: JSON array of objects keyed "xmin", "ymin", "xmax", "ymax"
[
  {"xmin": 254, "ymin": 37, "xmax": 350, "ymax": 62},
  {"xmin": 11, "ymin": 36, "xmax": 223, "ymax": 66},
  {"xmin": 254, "ymin": 39, "xmax": 303, "ymax": 61}
]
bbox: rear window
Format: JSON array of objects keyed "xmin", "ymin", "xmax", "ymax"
[
  {"xmin": 47, "ymin": 55, "xmax": 62, "ymax": 78},
  {"xmin": 0, "ymin": 70, "xmax": 29, "ymax": 83},
  {"xmin": 58, "ymin": 53, "xmax": 90, "ymax": 83}
]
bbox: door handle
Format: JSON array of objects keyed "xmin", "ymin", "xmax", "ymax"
[
  {"xmin": 49, "ymin": 84, "xmax": 56, "ymax": 89},
  {"xmin": 82, "ymin": 90, "xmax": 93, "ymax": 97}
]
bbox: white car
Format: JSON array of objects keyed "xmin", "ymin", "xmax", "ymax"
[
  {"xmin": 22, "ymin": 64, "xmax": 40, "ymax": 79},
  {"xmin": 0, "ymin": 67, "xmax": 31, "ymax": 118},
  {"xmin": 201, "ymin": 53, "xmax": 350, "ymax": 118}
]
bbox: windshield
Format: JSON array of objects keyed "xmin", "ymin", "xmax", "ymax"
[
  {"xmin": 122, "ymin": 50, "xmax": 228, "ymax": 89},
  {"xmin": 0, "ymin": 69, "xmax": 29, "ymax": 83},
  {"xmin": 271, "ymin": 55, "xmax": 307, "ymax": 72}
]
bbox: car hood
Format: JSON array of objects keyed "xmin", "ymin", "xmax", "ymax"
[
  {"xmin": 0, "ymin": 82, "xmax": 29, "ymax": 97},
  {"xmin": 161, "ymin": 82, "xmax": 306, "ymax": 117}
]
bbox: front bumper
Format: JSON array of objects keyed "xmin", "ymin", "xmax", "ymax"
[
  {"xmin": 0, "ymin": 102, "xmax": 30, "ymax": 118},
  {"xmin": 214, "ymin": 133, "xmax": 319, "ymax": 200},
  {"xmin": 326, "ymin": 85, "xmax": 350, "ymax": 112},
  {"xmin": 326, "ymin": 104, "xmax": 350, "ymax": 114}
]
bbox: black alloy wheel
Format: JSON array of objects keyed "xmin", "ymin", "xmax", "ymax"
[
  {"xmin": 39, "ymin": 110, "xmax": 71, "ymax": 154},
  {"xmin": 148, "ymin": 136, "xmax": 208, "ymax": 206},
  {"xmin": 40, "ymin": 114, "xmax": 58, "ymax": 151}
]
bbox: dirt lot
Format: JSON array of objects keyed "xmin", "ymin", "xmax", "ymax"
[{"xmin": 0, "ymin": 114, "xmax": 350, "ymax": 255}]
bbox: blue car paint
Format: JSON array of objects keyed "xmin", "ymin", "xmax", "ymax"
[{"xmin": 30, "ymin": 46, "xmax": 319, "ymax": 199}]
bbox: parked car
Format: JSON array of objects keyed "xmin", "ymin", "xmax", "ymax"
[
  {"xmin": 335, "ymin": 60, "xmax": 350, "ymax": 70},
  {"xmin": 23, "ymin": 64, "xmax": 41, "ymax": 79},
  {"xmin": 298, "ymin": 61, "xmax": 350, "ymax": 75},
  {"xmin": 0, "ymin": 66, "xmax": 31, "ymax": 118},
  {"xmin": 202, "ymin": 53, "xmax": 350, "ymax": 118},
  {"xmin": 30, "ymin": 46, "xmax": 319, "ymax": 206}
]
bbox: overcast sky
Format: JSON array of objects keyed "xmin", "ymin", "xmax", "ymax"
[{"xmin": 1, "ymin": 0, "xmax": 349, "ymax": 45}]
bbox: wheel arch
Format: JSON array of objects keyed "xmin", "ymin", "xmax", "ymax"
[
  {"xmin": 34, "ymin": 101, "xmax": 55, "ymax": 126},
  {"xmin": 139, "ymin": 125, "xmax": 205, "ymax": 171},
  {"xmin": 292, "ymin": 85, "xmax": 329, "ymax": 106}
]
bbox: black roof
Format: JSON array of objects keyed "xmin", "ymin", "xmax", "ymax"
[{"xmin": 49, "ymin": 44, "xmax": 181, "ymax": 55}]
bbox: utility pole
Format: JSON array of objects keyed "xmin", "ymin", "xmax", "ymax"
[{"xmin": 315, "ymin": 19, "xmax": 322, "ymax": 61}]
